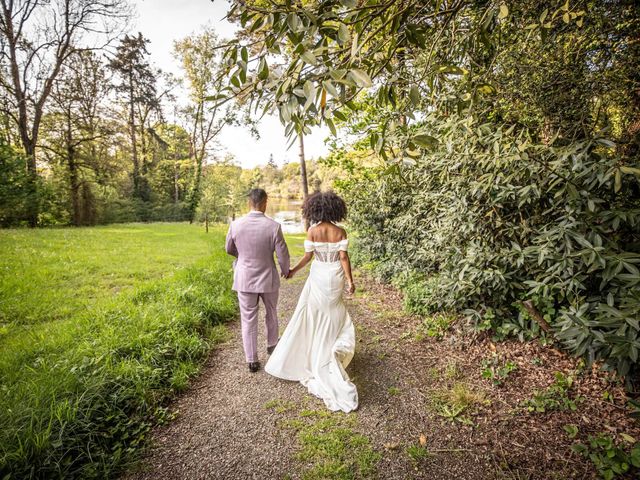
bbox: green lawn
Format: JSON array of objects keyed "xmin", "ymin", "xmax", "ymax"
[
  {"xmin": 0, "ymin": 223, "xmax": 220, "ymax": 327},
  {"xmin": 0, "ymin": 223, "xmax": 240, "ymax": 479},
  {"xmin": 0, "ymin": 223, "xmax": 308, "ymax": 479}
]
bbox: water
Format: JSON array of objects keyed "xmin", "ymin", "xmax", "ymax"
[{"xmin": 238, "ymin": 198, "xmax": 305, "ymax": 234}]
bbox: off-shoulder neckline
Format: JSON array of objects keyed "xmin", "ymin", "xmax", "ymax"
[{"xmin": 304, "ymin": 239, "xmax": 348, "ymax": 244}]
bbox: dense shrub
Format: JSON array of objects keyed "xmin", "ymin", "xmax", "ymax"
[
  {"xmin": 339, "ymin": 112, "xmax": 640, "ymax": 381},
  {"xmin": 95, "ymin": 198, "xmax": 192, "ymax": 224},
  {"xmin": 0, "ymin": 145, "xmax": 31, "ymax": 227}
]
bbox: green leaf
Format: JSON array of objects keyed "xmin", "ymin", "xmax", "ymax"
[
  {"xmin": 630, "ymin": 444, "xmax": 640, "ymax": 467},
  {"xmin": 303, "ymin": 80, "xmax": 315, "ymax": 100},
  {"xmin": 498, "ymin": 4, "xmax": 509, "ymax": 19},
  {"xmin": 325, "ymin": 117, "xmax": 337, "ymax": 136},
  {"xmin": 437, "ymin": 65, "xmax": 468, "ymax": 75},
  {"xmin": 563, "ymin": 424, "xmax": 579, "ymax": 438},
  {"xmin": 322, "ymin": 80, "xmax": 339, "ymax": 97},
  {"xmin": 338, "ymin": 23, "xmax": 351, "ymax": 44},
  {"xmin": 333, "ymin": 110, "xmax": 347, "ymax": 121},
  {"xmin": 349, "ymin": 68, "xmax": 372, "ymax": 88},
  {"xmin": 621, "ymin": 166, "xmax": 640, "ymax": 176},
  {"xmin": 287, "ymin": 13, "xmax": 300, "ymax": 31},
  {"xmin": 413, "ymin": 134, "xmax": 438, "ymax": 149},
  {"xmin": 409, "ymin": 85, "xmax": 420, "ymax": 106},
  {"xmin": 301, "ymin": 50, "xmax": 317, "ymax": 65},
  {"xmin": 258, "ymin": 58, "xmax": 269, "ymax": 80},
  {"xmin": 614, "ymin": 170, "xmax": 622, "ymax": 193},
  {"xmin": 477, "ymin": 83, "xmax": 496, "ymax": 95},
  {"xmin": 540, "ymin": 9, "xmax": 549, "ymax": 23}
]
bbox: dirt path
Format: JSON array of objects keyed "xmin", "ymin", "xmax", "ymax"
[{"xmin": 125, "ymin": 268, "xmax": 636, "ymax": 480}]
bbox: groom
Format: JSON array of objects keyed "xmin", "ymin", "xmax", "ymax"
[{"xmin": 225, "ymin": 188, "xmax": 290, "ymax": 373}]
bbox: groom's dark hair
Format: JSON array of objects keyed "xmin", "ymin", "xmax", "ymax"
[{"xmin": 248, "ymin": 188, "xmax": 267, "ymax": 206}]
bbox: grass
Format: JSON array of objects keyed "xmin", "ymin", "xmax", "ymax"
[
  {"xmin": 0, "ymin": 223, "xmax": 220, "ymax": 328},
  {"xmin": 522, "ymin": 371, "xmax": 583, "ymax": 413},
  {"xmin": 430, "ymin": 381, "xmax": 488, "ymax": 425},
  {"xmin": 406, "ymin": 444, "xmax": 431, "ymax": 463},
  {"xmin": 295, "ymin": 410, "xmax": 380, "ymax": 480},
  {"xmin": 413, "ymin": 313, "xmax": 455, "ymax": 341},
  {"xmin": 272, "ymin": 402, "xmax": 381, "ymax": 479},
  {"xmin": 0, "ymin": 223, "xmax": 237, "ymax": 479},
  {"xmin": 265, "ymin": 399, "xmax": 297, "ymax": 414}
]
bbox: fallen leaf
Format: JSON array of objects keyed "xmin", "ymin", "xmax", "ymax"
[{"xmin": 419, "ymin": 434, "xmax": 427, "ymax": 445}]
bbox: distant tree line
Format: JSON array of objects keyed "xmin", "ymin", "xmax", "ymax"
[
  {"xmin": 196, "ymin": 154, "xmax": 341, "ymax": 224},
  {"xmin": 0, "ymin": 1, "xmax": 238, "ymax": 227}
]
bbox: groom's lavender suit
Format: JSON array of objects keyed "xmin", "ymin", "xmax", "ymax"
[{"xmin": 225, "ymin": 211, "xmax": 290, "ymax": 362}]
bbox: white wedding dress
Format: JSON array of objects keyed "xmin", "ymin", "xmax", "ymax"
[{"xmin": 265, "ymin": 239, "xmax": 358, "ymax": 412}]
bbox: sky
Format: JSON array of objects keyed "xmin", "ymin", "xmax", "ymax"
[{"xmin": 130, "ymin": 0, "xmax": 331, "ymax": 169}]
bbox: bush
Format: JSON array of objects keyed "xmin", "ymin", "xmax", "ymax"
[
  {"xmin": 0, "ymin": 145, "xmax": 32, "ymax": 227},
  {"xmin": 339, "ymin": 111, "xmax": 640, "ymax": 382}
]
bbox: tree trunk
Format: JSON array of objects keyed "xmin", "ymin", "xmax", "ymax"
[
  {"xmin": 298, "ymin": 134, "xmax": 310, "ymax": 230},
  {"xmin": 66, "ymin": 110, "xmax": 81, "ymax": 226},
  {"xmin": 174, "ymin": 162, "xmax": 179, "ymax": 203},
  {"xmin": 24, "ymin": 143, "xmax": 38, "ymax": 227},
  {"xmin": 298, "ymin": 134, "xmax": 309, "ymax": 199},
  {"xmin": 188, "ymin": 149, "xmax": 205, "ymax": 224},
  {"xmin": 128, "ymin": 74, "xmax": 140, "ymax": 197}
]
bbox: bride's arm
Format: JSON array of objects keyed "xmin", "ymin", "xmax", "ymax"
[
  {"xmin": 288, "ymin": 251, "xmax": 313, "ymax": 278},
  {"xmin": 288, "ymin": 229, "xmax": 315, "ymax": 278},
  {"xmin": 339, "ymin": 250, "xmax": 355, "ymax": 294}
]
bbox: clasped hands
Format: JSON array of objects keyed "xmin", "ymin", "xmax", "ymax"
[{"xmin": 282, "ymin": 268, "xmax": 296, "ymax": 279}]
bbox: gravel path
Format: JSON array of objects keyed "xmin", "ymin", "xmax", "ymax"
[{"xmin": 124, "ymin": 267, "xmax": 631, "ymax": 479}]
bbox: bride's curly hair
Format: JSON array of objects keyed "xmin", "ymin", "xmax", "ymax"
[{"xmin": 301, "ymin": 191, "xmax": 347, "ymax": 224}]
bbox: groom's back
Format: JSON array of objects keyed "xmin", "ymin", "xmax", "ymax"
[
  {"xmin": 228, "ymin": 211, "xmax": 288, "ymax": 293},
  {"xmin": 233, "ymin": 213, "xmax": 278, "ymax": 259}
]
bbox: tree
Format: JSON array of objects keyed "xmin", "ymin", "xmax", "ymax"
[
  {"xmin": 197, "ymin": 158, "xmax": 245, "ymax": 226},
  {"xmin": 150, "ymin": 123, "xmax": 192, "ymax": 205},
  {"xmin": 174, "ymin": 27, "xmax": 237, "ymax": 222},
  {"xmin": 0, "ymin": 0, "xmax": 128, "ymax": 226},
  {"xmin": 109, "ymin": 33, "xmax": 158, "ymax": 200},
  {"xmin": 41, "ymin": 51, "xmax": 112, "ymax": 225}
]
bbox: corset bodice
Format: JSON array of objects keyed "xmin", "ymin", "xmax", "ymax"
[{"xmin": 304, "ymin": 239, "xmax": 349, "ymax": 263}]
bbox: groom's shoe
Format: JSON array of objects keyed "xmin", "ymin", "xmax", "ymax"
[{"xmin": 248, "ymin": 361, "xmax": 260, "ymax": 373}]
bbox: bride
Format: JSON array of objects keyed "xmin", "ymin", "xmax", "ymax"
[{"xmin": 265, "ymin": 191, "xmax": 358, "ymax": 412}]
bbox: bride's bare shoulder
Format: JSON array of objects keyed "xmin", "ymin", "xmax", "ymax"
[{"xmin": 306, "ymin": 227, "xmax": 315, "ymax": 241}]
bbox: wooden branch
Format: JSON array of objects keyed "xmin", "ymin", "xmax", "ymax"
[{"xmin": 521, "ymin": 300, "xmax": 552, "ymax": 333}]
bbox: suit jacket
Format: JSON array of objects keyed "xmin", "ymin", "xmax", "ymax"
[{"xmin": 225, "ymin": 211, "xmax": 290, "ymax": 293}]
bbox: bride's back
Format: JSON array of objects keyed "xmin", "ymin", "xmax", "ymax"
[{"xmin": 308, "ymin": 222, "xmax": 346, "ymax": 243}]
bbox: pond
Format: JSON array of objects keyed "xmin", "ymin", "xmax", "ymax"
[{"xmin": 239, "ymin": 197, "xmax": 305, "ymax": 234}]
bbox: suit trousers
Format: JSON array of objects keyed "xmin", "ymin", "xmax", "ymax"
[{"xmin": 237, "ymin": 291, "xmax": 279, "ymax": 362}]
